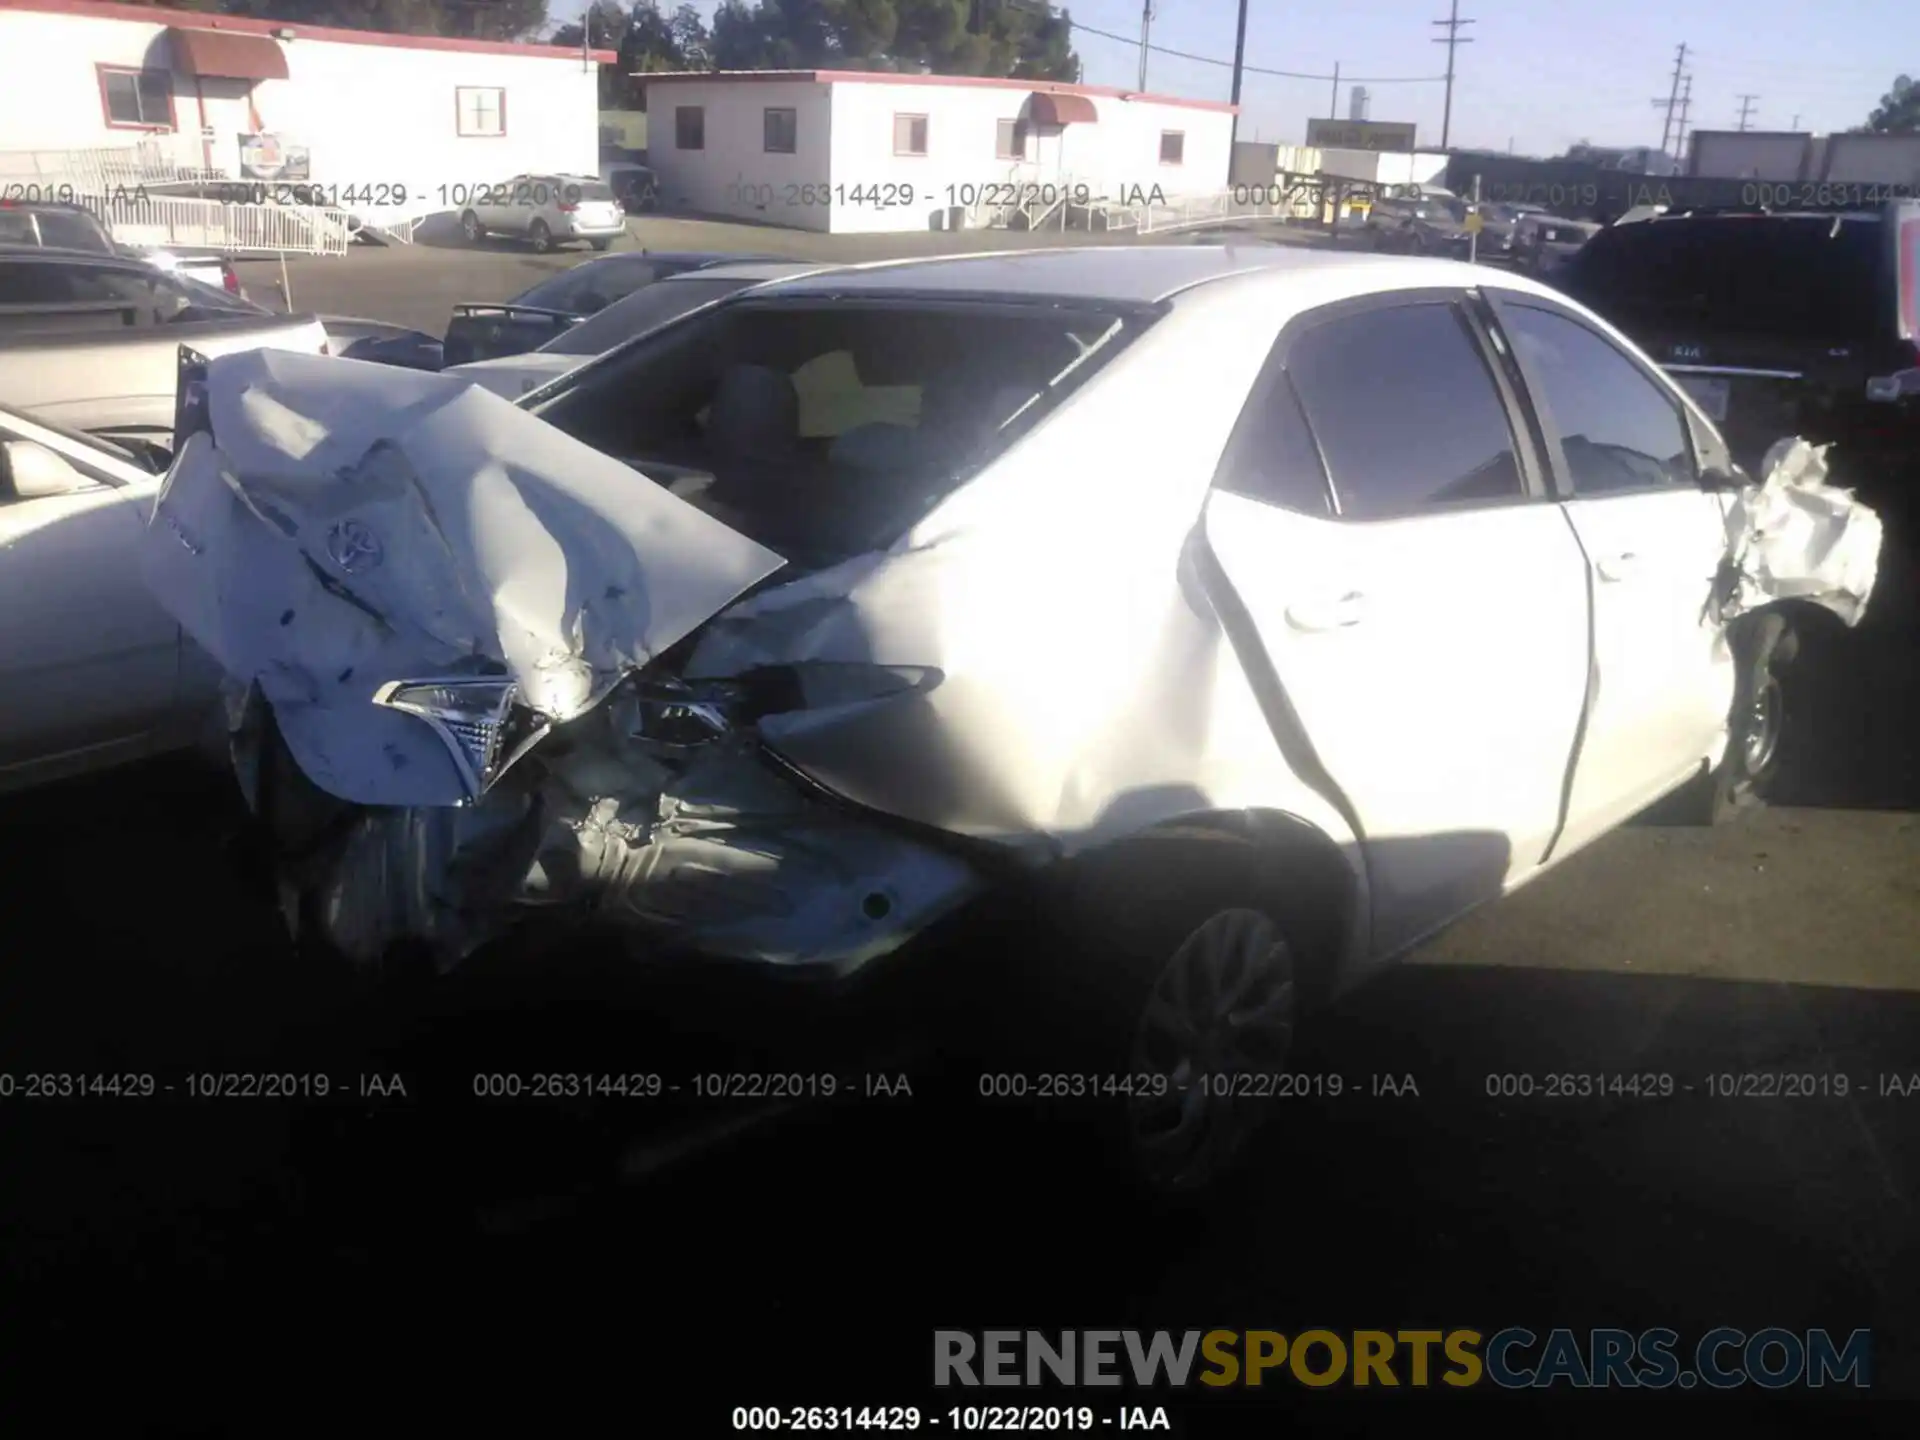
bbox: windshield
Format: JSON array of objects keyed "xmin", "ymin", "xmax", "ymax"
[
  {"xmin": 1568, "ymin": 216, "xmax": 1885, "ymax": 338},
  {"xmin": 532, "ymin": 297, "xmax": 1151, "ymax": 568},
  {"xmin": 1, "ymin": 407, "xmax": 148, "ymax": 472},
  {"xmin": 539, "ymin": 274, "xmax": 759, "ymax": 356}
]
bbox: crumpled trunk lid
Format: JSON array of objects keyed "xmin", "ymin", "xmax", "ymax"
[{"xmin": 140, "ymin": 347, "xmax": 786, "ymax": 807}]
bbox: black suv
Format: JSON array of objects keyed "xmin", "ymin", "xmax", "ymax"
[{"xmin": 1560, "ymin": 201, "xmax": 1920, "ymax": 474}]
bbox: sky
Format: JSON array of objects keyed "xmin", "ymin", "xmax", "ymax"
[{"xmin": 632, "ymin": 0, "xmax": 1908, "ymax": 157}]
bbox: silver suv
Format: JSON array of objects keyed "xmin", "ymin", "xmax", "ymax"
[{"xmin": 459, "ymin": 174, "xmax": 626, "ymax": 253}]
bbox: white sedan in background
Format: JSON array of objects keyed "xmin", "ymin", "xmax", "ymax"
[
  {"xmin": 444, "ymin": 261, "xmax": 836, "ymax": 400},
  {"xmin": 0, "ymin": 406, "xmax": 218, "ymax": 794}
]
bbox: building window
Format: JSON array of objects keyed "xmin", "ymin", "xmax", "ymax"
[
  {"xmin": 98, "ymin": 66, "xmax": 173, "ymax": 129},
  {"xmin": 764, "ymin": 107, "xmax": 797, "ymax": 154},
  {"xmin": 1159, "ymin": 131, "xmax": 1185, "ymax": 164},
  {"xmin": 893, "ymin": 113, "xmax": 929, "ymax": 157},
  {"xmin": 996, "ymin": 118, "xmax": 1027, "ymax": 160},
  {"xmin": 676, "ymin": 106, "xmax": 705, "ymax": 151},
  {"xmin": 455, "ymin": 87, "xmax": 506, "ymax": 138}
]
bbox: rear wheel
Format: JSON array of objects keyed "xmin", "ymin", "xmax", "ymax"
[
  {"xmin": 588, "ymin": 237, "xmax": 613, "ymax": 251},
  {"xmin": 460, "ymin": 210, "xmax": 484, "ymax": 243},
  {"xmin": 528, "ymin": 219, "xmax": 554, "ymax": 254},
  {"xmin": 1002, "ymin": 839, "xmax": 1303, "ymax": 1200}
]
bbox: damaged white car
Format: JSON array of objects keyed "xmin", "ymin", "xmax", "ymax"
[{"xmin": 140, "ymin": 247, "xmax": 1883, "ymax": 1191}]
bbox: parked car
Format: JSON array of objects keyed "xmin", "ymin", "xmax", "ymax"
[
  {"xmin": 316, "ymin": 315, "xmax": 445, "ymax": 372},
  {"xmin": 0, "ymin": 197, "xmax": 247, "ymax": 298},
  {"xmin": 440, "ymin": 250, "xmax": 775, "ymax": 366},
  {"xmin": 1476, "ymin": 201, "xmax": 1550, "ymax": 258},
  {"xmin": 1364, "ymin": 187, "xmax": 1471, "ymax": 254},
  {"xmin": 0, "ymin": 247, "xmax": 329, "ymax": 430},
  {"xmin": 458, "ymin": 173, "xmax": 626, "ymax": 253},
  {"xmin": 0, "ymin": 403, "xmax": 220, "ymax": 795},
  {"xmin": 1560, "ymin": 200, "xmax": 1920, "ymax": 472},
  {"xmin": 1511, "ymin": 214, "xmax": 1601, "ymax": 281},
  {"xmin": 602, "ymin": 161, "xmax": 659, "ymax": 214},
  {"xmin": 144, "ymin": 247, "xmax": 1880, "ymax": 1194},
  {"xmin": 446, "ymin": 261, "xmax": 836, "ymax": 399}
]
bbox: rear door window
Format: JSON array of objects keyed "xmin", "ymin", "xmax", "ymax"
[
  {"xmin": 1499, "ymin": 302, "xmax": 1696, "ymax": 494},
  {"xmin": 1286, "ymin": 301, "xmax": 1525, "ymax": 519},
  {"xmin": 540, "ymin": 275, "xmax": 753, "ymax": 356}
]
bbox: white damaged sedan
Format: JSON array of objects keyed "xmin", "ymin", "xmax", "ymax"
[{"xmin": 140, "ymin": 246, "xmax": 1882, "ymax": 1191}]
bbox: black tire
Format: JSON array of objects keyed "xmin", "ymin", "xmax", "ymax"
[
  {"xmin": 588, "ymin": 237, "xmax": 613, "ymax": 251},
  {"xmin": 1672, "ymin": 610, "xmax": 1796, "ymax": 823},
  {"xmin": 998, "ymin": 837, "xmax": 1302, "ymax": 1201},
  {"xmin": 528, "ymin": 219, "xmax": 553, "ymax": 254},
  {"xmin": 460, "ymin": 210, "xmax": 484, "ymax": 243}
]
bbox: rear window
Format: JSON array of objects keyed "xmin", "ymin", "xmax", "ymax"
[
  {"xmin": 514, "ymin": 254, "xmax": 659, "ymax": 315},
  {"xmin": 1569, "ymin": 216, "xmax": 1885, "ymax": 338},
  {"xmin": 539, "ymin": 274, "xmax": 754, "ymax": 356},
  {"xmin": 573, "ymin": 181, "xmax": 615, "ymax": 202},
  {"xmin": 534, "ymin": 299, "xmax": 1148, "ymax": 567}
]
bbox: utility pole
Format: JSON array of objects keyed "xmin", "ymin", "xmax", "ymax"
[
  {"xmin": 1329, "ymin": 62, "xmax": 1341, "ymax": 120},
  {"xmin": 1432, "ymin": 0, "xmax": 1476, "ymax": 149},
  {"xmin": 1227, "ymin": 0, "xmax": 1250, "ymax": 146},
  {"xmin": 1674, "ymin": 74, "xmax": 1694, "ymax": 160},
  {"xmin": 1653, "ymin": 42, "xmax": 1688, "ymax": 157},
  {"xmin": 1736, "ymin": 94, "xmax": 1759, "ymax": 131},
  {"xmin": 1791, "ymin": 113, "xmax": 1802, "ymax": 129},
  {"xmin": 1136, "ymin": 0, "xmax": 1154, "ymax": 91}
]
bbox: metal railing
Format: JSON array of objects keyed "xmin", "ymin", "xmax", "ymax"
[
  {"xmin": 0, "ymin": 139, "xmax": 218, "ymax": 197},
  {"xmin": 92, "ymin": 193, "xmax": 354, "ymax": 257},
  {"xmin": 1093, "ymin": 187, "xmax": 1296, "ymax": 235}
]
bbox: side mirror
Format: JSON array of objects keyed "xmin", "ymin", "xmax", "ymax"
[{"xmin": 0, "ymin": 440, "xmax": 95, "ymax": 500}]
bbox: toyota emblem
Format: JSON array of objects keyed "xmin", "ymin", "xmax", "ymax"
[{"xmin": 326, "ymin": 518, "xmax": 384, "ymax": 573}]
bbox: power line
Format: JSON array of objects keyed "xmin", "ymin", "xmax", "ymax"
[
  {"xmin": 1652, "ymin": 42, "xmax": 1687, "ymax": 157},
  {"xmin": 1431, "ymin": 0, "xmax": 1476, "ymax": 148},
  {"xmin": 1072, "ymin": 20, "xmax": 1447, "ymax": 83},
  {"xmin": 1736, "ymin": 93, "xmax": 1759, "ymax": 130}
]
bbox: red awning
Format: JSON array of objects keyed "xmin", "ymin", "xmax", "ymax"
[
  {"xmin": 1026, "ymin": 91, "xmax": 1099, "ymax": 126},
  {"xmin": 168, "ymin": 27, "xmax": 289, "ymax": 81}
]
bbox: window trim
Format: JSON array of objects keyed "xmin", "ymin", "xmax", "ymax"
[
  {"xmin": 95, "ymin": 64, "xmax": 175, "ymax": 132},
  {"xmin": 1479, "ymin": 288, "xmax": 1703, "ymax": 502},
  {"xmin": 454, "ymin": 86, "xmax": 507, "ymax": 139},
  {"xmin": 675, "ymin": 104, "xmax": 705, "ymax": 151},
  {"xmin": 763, "ymin": 105, "xmax": 797, "ymax": 155},
  {"xmin": 893, "ymin": 112, "xmax": 930, "ymax": 158},
  {"xmin": 1212, "ymin": 287, "xmax": 1551, "ymax": 524},
  {"xmin": 1159, "ymin": 130, "xmax": 1185, "ymax": 165},
  {"xmin": 995, "ymin": 117, "xmax": 1026, "ymax": 161}
]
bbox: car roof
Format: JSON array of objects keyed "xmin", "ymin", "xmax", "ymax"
[
  {"xmin": 664, "ymin": 260, "xmax": 835, "ymax": 282},
  {"xmin": 742, "ymin": 244, "xmax": 1410, "ymax": 306},
  {"xmin": 0, "ymin": 243, "xmax": 139, "ymax": 266}
]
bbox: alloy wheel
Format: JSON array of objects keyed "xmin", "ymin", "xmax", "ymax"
[{"xmin": 1126, "ymin": 908, "xmax": 1295, "ymax": 1193}]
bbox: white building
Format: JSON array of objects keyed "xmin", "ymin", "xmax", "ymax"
[
  {"xmin": 640, "ymin": 69, "xmax": 1236, "ymax": 234},
  {"xmin": 0, "ymin": 0, "xmax": 609, "ymax": 219}
]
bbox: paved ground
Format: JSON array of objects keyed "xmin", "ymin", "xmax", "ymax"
[
  {"xmin": 234, "ymin": 212, "xmax": 1323, "ymax": 335},
  {"xmin": 5, "ymin": 230, "xmax": 1917, "ymax": 1429}
]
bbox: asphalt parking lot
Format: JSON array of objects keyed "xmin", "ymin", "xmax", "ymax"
[{"xmin": 6, "ymin": 228, "xmax": 1919, "ymax": 1430}]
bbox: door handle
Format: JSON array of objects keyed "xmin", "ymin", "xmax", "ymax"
[
  {"xmin": 1285, "ymin": 591, "xmax": 1369, "ymax": 631},
  {"xmin": 1596, "ymin": 552, "xmax": 1644, "ymax": 582}
]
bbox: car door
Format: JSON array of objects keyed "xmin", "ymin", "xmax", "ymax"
[
  {"xmin": 1201, "ymin": 291, "xmax": 1593, "ymax": 960},
  {"xmin": 0, "ymin": 414, "xmax": 177, "ymax": 792},
  {"xmin": 1482, "ymin": 290, "xmax": 1734, "ymax": 850}
]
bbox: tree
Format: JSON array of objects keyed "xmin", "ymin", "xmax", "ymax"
[
  {"xmin": 555, "ymin": 2, "xmax": 715, "ymax": 107},
  {"xmin": 205, "ymin": 0, "xmax": 550, "ymax": 42},
  {"xmin": 708, "ymin": 0, "xmax": 1078, "ymax": 80},
  {"xmin": 1863, "ymin": 75, "xmax": 1920, "ymax": 134}
]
